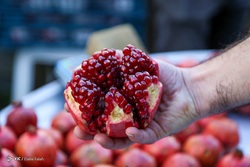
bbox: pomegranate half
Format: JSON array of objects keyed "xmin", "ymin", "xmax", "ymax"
[{"xmin": 64, "ymin": 44, "xmax": 163, "ymax": 137}]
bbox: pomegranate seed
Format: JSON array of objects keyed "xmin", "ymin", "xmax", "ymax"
[{"xmin": 124, "ymin": 104, "xmax": 132, "ymax": 114}]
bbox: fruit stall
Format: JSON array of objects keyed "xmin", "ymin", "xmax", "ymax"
[{"xmin": 1, "ymin": 50, "xmax": 250, "ymax": 167}]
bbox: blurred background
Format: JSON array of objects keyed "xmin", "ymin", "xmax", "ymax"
[{"xmin": 1, "ymin": 0, "xmax": 250, "ymax": 109}]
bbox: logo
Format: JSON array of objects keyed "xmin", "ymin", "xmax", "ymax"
[{"xmin": 6, "ymin": 155, "xmax": 12, "ymax": 162}]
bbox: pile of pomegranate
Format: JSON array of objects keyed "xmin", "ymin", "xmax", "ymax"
[
  {"xmin": 1, "ymin": 46, "xmax": 250, "ymax": 167},
  {"xmin": 2, "ymin": 101, "xmax": 250, "ymax": 167}
]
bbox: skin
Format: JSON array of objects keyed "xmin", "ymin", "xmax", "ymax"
[{"xmin": 65, "ymin": 36, "xmax": 250, "ymax": 150}]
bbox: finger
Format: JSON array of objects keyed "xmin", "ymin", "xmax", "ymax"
[
  {"xmin": 94, "ymin": 133, "xmax": 134, "ymax": 150},
  {"xmin": 125, "ymin": 127, "xmax": 158, "ymax": 144},
  {"xmin": 74, "ymin": 126, "xmax": 94, "ymax": 140}
]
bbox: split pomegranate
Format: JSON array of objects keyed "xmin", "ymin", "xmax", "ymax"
[
  {"xmin": 183, "ymin": 134, "xmax": 223, "ymax": 167},
  {"xmin": 70, "ymin": 141, "xmax": 113, "ymax": 167},
  {"xmin": 15, "ymin": 126, "xmax": 58, "ymax": 167},
  {"xmin": 162, "ymin": 153, "xmax": 201, "ymax": 167},
  {"xmin": 6, "ymin": 101, "xmax": 37, "ymax": 136},
  {"xmin": 0, "ymin": 147, "xmax": 22, "ymax": 167},
  {"xmin": 203, "ymin": 117, "xmax": 239, "ymax": 151},
  {"xmin": 216, "ymin": 149, "xmax": 250, "ymax": 167},
  {"xmin": 64, "ymin": 44, "xmax": 163, "ymax": 137},
  {"xmin": 115, "ymin": 148, "xmax": 157, "ymax": 167},
  {"xmin": 0, "ymin": 126, "xmax": 17, "ymax": 151},
  {"xmin": 143, "ymin": 136, "xmax": 181, "ymax": 165}
]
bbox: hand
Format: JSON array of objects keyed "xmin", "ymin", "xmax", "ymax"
[{"xmin": 65, "ymin": 59, "xmax": 200, "ymax": 149}]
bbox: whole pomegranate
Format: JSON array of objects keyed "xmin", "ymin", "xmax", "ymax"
[
  {"xmin": 216, "ymin": 149, "xmax": 250, "ymax": 167},
  {"xmin": 45, "ymin": 127, "xmax": 64, "ymax": 149},
  {"xmin": 177, "ymin": 59, "xmax": 199, "ymax": 68},
  {"xmin": 70, "ymin": 141, "xmax": 113, "ymax": 167},
  {"xmin": 236, "ymin": 104, "xmax": 250, "ymax": 115},
  {"xmin": 54, "ymin": 150, "xmax": 69, "ymax": 166},
  {"xmin": 0, "ymin": 147, "xmax": 22, "ymax": 167},
  {"xmin": 174, "ymin": 122, "xmax": 201, "ymax": 144},
  {"xmin": 143, "ymin": 136, "xmax": 181, "ymax": 165},
  {"xmin": 64, "ymin": 44, "xmax": 163, "ymax": 137},
  {"xmin": 183, "ymin": 134, "xmax": 223, "ymax": 167},
  {"xmin": 6, "ymin": 101, "xmax": 37, "ymax": 136},
  {"xmin": 0, "ymin": 126, "xmax": 17, "ymax": 151},
  {"xmin": 197, "ymin": 113, "xmax": 226, "ymax": 129},
  {"xmin": 203, "ymin": 117, "xmax": 239, "ymax": 151},
  {"xmin": 15, "ymin": 126, "xmax": 58, "ymax": 167},
  {"xmin": 162, "ymin": 153, "xmax": 201, "ymax": 167},
  {"xmin": 65, "ymin": 128, "xmax": 90, "ymax": 154},
  {"xmin": 51, "ymin": 110, "xmax": 76, "ymax": 136},
  {"xmin": 115, "ymin": 148, "xmax": 157, "ymax": 167}
]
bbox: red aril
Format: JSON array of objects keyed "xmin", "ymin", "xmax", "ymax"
[
  {"xmin": 15, "ymin": 126, "xmax": 58, "ymax": 167},
  {"xmin": 6, "ymin": 101, "xmax": 37, "ymax": 136},
  {"xmin": 143, "ymin": 136, "xmax": 181, "ymax": 166},
  {"xmin": 64, "ymin": 44, "xmax": 163, "ymax": 137},
  {"xmin": 70, "ymin": 141, "xmax": 113, "ymax": 167},
  {"xmin": 115, "ymin": 148, "xmax": 157, "ymax": 167},
  {"xmin": 51, "ymin": 110, "xmax": 76, "ymax": 136},
  {"xmin": 162, "ymin": 153, "xmax": 201, "ymax": 167},
  {"xmin": 183, "ymin": 134, "xmax": 223, "ymax": 167},
  {"xmin": 0, "ymin": 147, "xmax": 22, "ymax": 167},
  {"xmin": 216, "ymin": 149, "xmax": 250, "ymax": 167},
  {"xmin": 203, "ymin": 117, "xmax": 239, "ymax": 151},
  {"xmin": 0, "ymin": 126, "xmax": 17, "ymax": 151}
]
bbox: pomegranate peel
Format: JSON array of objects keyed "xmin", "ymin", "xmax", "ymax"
[{"xmin": 64, "ymin": 44, "xmax": 163, "ymax": 137}]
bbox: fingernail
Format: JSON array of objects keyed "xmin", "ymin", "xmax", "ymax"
[{"xmin": 126, "ymin": 132, "xmax": 134, "ymax": 139}]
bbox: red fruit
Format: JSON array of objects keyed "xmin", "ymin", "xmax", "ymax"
[
  {"xmin": 216, "ymin": 149, "xmax": 250, "ymax": 167},
  {"xmin": 0, "ymin": 126, "xmax": 17, "ymax": 151},
  {"xmin": 94, "ymin": 165, "xmax": 115, "ymax": 167},
  {"xmin": 70, "ymin": 141, "xmax": 113, "ymax": 167},
  {"xmin": 64, "ymin": 45, "xmax": 163, "ymax": 137},
  {"xmin": 45, "ymin": 128, "xmax": 64, "ymax": 149},
  {"xmin": 174, "ymin": 122, "xmax": 201, "ymax": 144},
  {"xmin": 54, "ymin": 150, "xmax": 69, "ymax": 166},
  {"xmin": 203, "ymin": 117, "xmax": 239, "ymax": 150},
  {"xmin": 51, "ymin": 111, "xmax": 76, "ymax": 136},
  {"xmin": 162, "ymin": 153, "xmax": 201, "ymax": 167},
  {"xmin": 6, "ymin": 101, "xmax": 37, "ymax": 136},
  {"xmin": 143, "ymin": 136, "xmax": 181, "ymax": 165},
  {"xmin": 177, "ymin": 59, "xmax": 199, "ymax": 68},
  {"xmin": 115, "ymin": 148, "xmax": 157, "ymax": 167},
  {"xmin": 65, "ymin": 128, "xmax": 90, "ymax": 154},
  {"xmin": 183, "ymin": 134, "xmax": 223, "ymax": 167},
  {"xmin": 236, "ymin": 104, "xmax": 250, "ymax": 115},
  {"xmin": 15, "ymin": 126, "xmax": 58, "ymax": 167},
  {"xmin": 197, "ymin": 113, "xmax": 226, "ymax": 129},
  {"xmin": 0, "ymin": 147, "xmax": 22, "ymax": 167}
]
